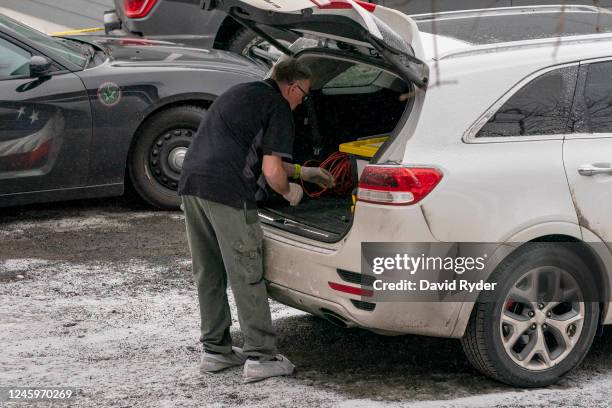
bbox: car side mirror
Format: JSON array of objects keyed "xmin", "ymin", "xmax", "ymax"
[
  {"xmin": 30, "ymin": 55, "xmax": 52, "ymax": 77},
  {"xmin": 200, "ymin": 0, "xmax": 217, "ymax": 10}
]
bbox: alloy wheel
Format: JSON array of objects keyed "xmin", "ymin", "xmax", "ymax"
[{"xmin": 499, "ymin": 266, "xmax": 584, "ymax": 371}]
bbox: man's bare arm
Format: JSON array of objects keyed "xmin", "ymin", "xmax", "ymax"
[{"xmin": 262, "ymin": 155, "xmax": 290, "ymax": 196}]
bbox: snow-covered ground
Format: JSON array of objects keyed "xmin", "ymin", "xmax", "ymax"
[{"xmin": 1, "ymin": 198, "xmax": 611, "ymax": 407}]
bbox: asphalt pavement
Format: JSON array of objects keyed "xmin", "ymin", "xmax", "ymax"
[
  {"xmin": 1, "ymin": 3, "xmax": 612, "ymax": 407},
  {"xmin": 0, "ymin": 0, "xmax": 112, "ymax": 32},
  {"xmin": 2, "ymin": 197, "xmax": 612, "ymax": 407}
]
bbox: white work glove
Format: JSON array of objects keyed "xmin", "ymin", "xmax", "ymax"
[
  {"xmin": 301, "ymin": 167, "xmax": 335, "ymax": 189},
  {"xmin": 282, "ymin": 183, "xmax": 303, "ymax": 206}
]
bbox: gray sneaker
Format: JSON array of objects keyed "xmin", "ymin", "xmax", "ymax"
[
  {"xmin": 243, "ymin": 354, "xmax": 295, "ymax": 383},
  {"xmin": 200, "ymin": 347, "xmax": 247, "ymax": 373}
]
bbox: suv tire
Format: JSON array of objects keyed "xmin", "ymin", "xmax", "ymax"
[
  {"xmin": 461, "ymin": 243, "xmax": 599, "ymax": 387},
  {"xmin": 128, "ymin": 105, "xmax": 205, "ymax": 209}
]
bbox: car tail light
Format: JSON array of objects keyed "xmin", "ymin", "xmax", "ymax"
[
  {"xmin": 311, "ymin": 0, "xmax": 376, "ymax": 12},
  {"xmin": 123, "ymin": 0, "xmax": 158, "ymax": 18},
  {"xmin": 357, "ymin": 165, "xmax": 443, "ymax": 206},
  {"xmin": 328, "ymin": 282, "xmax": 373, "ymax": 297}
]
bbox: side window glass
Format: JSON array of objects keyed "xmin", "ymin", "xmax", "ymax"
[
  {"xmin": 581, "ymin": 62, "xmax": 612, "ymax": 133},
  {"xmin": 0, "ymin": 37, "xmax": 32, "ymax": 79},
  {"xmin": 476, "ymin": 66, "xmax": 577, "ymax": 138}
]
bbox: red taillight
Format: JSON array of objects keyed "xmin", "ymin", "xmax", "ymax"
[
  {"xmin": 328, "ymin": 282, "xmax": 373, "ymax": 297},
  {"xmin": 311, "ymin": 0, "xmax": 376, "ymax": 12},
  {"xmin": 123, "ymin": 0, "xmax": 158, "ymax": 18},
  {"xmin": 357, "ymin": 166, "xmax": 443, "ymax": 206}
]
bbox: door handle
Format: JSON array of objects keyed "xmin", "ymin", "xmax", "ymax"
[{"xmin": 578, "ymin": 163, "xmax": 612, "ymax": 177}]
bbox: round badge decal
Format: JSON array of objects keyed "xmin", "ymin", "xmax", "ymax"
[{"xmin": 97, "ymin": 82, "xmax": 122, "ymax": 107}]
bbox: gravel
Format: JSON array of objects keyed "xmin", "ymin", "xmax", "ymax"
[{"xmin": 1, "ymin": 197, "xmax": 611, "ymax": 407}]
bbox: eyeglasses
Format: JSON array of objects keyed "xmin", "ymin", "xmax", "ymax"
[{"xmin": 294, "ymin": 82, "xmax": 310, "ymax": 101}]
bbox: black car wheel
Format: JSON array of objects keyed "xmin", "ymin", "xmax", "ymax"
[
  {"xmin": 128, "ymin": 105, "xmax": 205, "ymax": 209},
  {"xmin": 228, "ymin": 28, "xmax": 298, "ymax": 64},
  {"xmin": 461, "ymin": 243, "xmax": 599, "ymax": 387}
]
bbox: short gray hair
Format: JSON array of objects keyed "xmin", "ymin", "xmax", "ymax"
[{"xmin": 270, "ymin": 58, "xmax": 312, "ymax": 84}]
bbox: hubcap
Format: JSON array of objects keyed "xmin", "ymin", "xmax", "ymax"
[
  {"xmin": 168, "ymin": 147, "xmax": 187, "ymax": 172},
  {"xmin": 147, "ymin": 128, "xmax": 193, "ymax": 191},
  {"xmin": 499, "ymin": 266, "xmax": 584, "ymax": 371}
]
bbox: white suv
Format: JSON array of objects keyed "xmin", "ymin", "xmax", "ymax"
[{"xmin": 209, "ymin": 2, "xmax": 612, "ymax": 387}]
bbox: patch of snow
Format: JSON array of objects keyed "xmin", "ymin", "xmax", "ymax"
[
  {"xmin": 0, "ymin": 258, "xmax": 49, "ymax": 272},
  {"xmin": 1, "ymin": 215, "xmax": 126, "ymax": 234},
  {"xmin": 0, "ymin": 211, "xmax": 185, "ymax": 238}
]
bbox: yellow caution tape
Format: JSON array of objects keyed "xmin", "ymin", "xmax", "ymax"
[{"xmin": 50, "ymin": 27, "xmax": 104, "ymax": 36}]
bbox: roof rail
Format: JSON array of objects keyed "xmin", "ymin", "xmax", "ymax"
[
  {"xmin": 411, "ymin": 4, "xmax": 610, "ymax": 22},
  {"xmin": 437, "ymin": 32, "xmax": 612, "ymax": 60}
]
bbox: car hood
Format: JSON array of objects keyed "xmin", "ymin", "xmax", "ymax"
[{"xmin": 67, "ymin": 36, "xmax": 266, "ymax": 74}]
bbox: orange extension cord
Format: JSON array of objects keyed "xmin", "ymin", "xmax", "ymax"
[{"xmin": 301, "ymin": 152, "xmax": 354, "ymax": 198}]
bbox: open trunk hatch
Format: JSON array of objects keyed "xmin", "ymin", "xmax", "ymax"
[
  {"xmin": 203, "ymin": 0, "xmax": 429, "ymax": 87},
  {"xmin": 255, "ymin": 52, "xmax": 412, "ymax": 242}
]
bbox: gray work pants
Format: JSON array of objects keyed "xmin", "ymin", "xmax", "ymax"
[{"xmin": 181, "ymin": 195, "xmax": 278, "ymax": 358}]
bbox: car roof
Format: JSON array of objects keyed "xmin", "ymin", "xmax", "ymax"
[
  {"xmin": 438, "ymin": 32, "xmax": 612, "ymax": 61},
  {"xmin": 414, "ymin": 5, "xmax": 612, "ymax": 58},
  {"xmin": 408, "ymin": 31, "xmax": 612, "ymax": 149},
  {"xmin": 389, "ymin": 6, "xmax": 612, "ymax": 151}
]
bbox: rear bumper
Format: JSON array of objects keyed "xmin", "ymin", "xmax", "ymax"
[
  {"xmin": 105, "ymin": 4, "xmax": 225, "ymax": 50},
  {"xmin": 263, "ymin": 202, "xmax": 466, "ymax": 338},
  {"xmin": 104, "ymin": 9, "xmax": 218, "ymax": 49},
  {"xmin": 267, "ymin": 281, "xmax": 465, "ymax": 337}
]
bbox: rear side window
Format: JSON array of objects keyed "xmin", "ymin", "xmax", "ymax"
[
  {"xmin": 476, "ymin": 66, "xmax": 577, "ymax": 138},
  {"xmin": 578, "ymin": 61, "xmax": 612, "ymax": 133}
]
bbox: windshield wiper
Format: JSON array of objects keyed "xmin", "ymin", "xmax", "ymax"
[
  {"xmin": 58, "ymin": 38, "xmax": 96, "ymax": 68},
  {"xmin": 82, "ymin": 45, "xmax": 95, "ymax": 68}
]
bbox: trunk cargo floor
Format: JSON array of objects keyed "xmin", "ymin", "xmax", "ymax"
[{"xmin": 262, "ymin": 196, "xmax": 353, "ymax": 236}]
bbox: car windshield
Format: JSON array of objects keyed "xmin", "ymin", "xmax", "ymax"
[
  {"xmin": 0, "ymin": 14, "xmax": 88, "ymax": 67},
  {"xmin": 416, "ymin": 12, "xmax": 612, "ymax": 44}
]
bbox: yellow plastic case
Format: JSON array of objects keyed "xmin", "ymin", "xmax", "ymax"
[{"xmin": 339, "ymin": 136, "xmax": 388, "ymax": 158}]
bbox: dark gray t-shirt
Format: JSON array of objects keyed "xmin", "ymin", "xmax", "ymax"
[{"xmin": 178, "ymin": 79, "xmax": 294, "ymax": 209}]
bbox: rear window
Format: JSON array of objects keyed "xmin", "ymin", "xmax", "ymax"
[
  {"xmin": 417, "ymin": 12, "xmax": 612, "ymax": 44},
  {"xmin": 476, "ymin": 66, "xmax": 578, "ymax": 138},
  {"xmin": 324, "ymin": 64, "xmax": 382, "ymax": 88}
]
